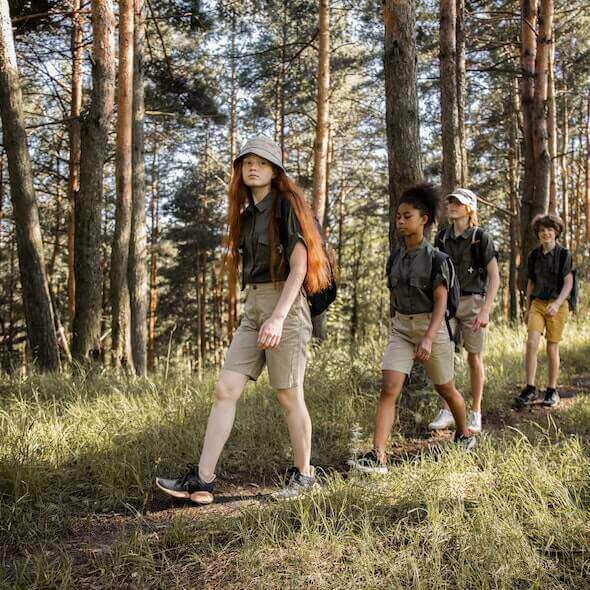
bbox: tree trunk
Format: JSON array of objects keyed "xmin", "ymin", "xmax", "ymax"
[
  {"xmin": 110, "ymin": 0, "xmax": 134, "ymax": 368},
  {"xmin": 0, "ymin": 0, "xmax": 60, "ymax": 370},
  {"xmin": 68, "ymin": 0, "xmax": 83, "ymax": 324},
  {"xmin": 547, "ymin": 38, "xmax": 557, "ymax": 214},
  {"xmin": 383, "ymin": 1, "xmax": 423, "ymax": 250},
  {"xmin": 508, "ymin": 82, "xmax": 521, "ymax": 322},
  {"xmin": 559, "ymin": 85, "xmax": 569, "ymax": 247},
  {"xmin": 311, "ymin": 0, "xmax": 330, "ymax": 228},
  {"xmin": 585, "ymin": 93, "xmax": 590, "ymax": 240},
  {"xmin": 147, "ymin": 146, "xmax": 159, "ymax": 370},
  {"xmin": 128, "ymin": 0, "xmax": 147, "ymax": 375},
  {"xmin": 455, "ymin": 0, "xmax": 468, "ymax": 185},
  {"xmin": 440, "ymin": 0, "xmax": 461, "ymax": 199},
  {"xmin": 73, "ymin": 0, "xmax": 116, "ymax": 361},
  {"xmin": 519, "ymin": 0, "xmax": 537, "ymax": 289}
]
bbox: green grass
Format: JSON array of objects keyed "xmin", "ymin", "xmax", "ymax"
[{"xmin": 1, "ymin": 315, "xmax": 590, "ymax": 588}]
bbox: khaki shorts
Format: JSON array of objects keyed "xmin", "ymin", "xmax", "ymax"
[
  {"xmin": 453, "ymin": 294, "xmax": 487, "ymax": 353},
  {"xmin": 527, "ymin": 298, "xmax": 568, "ymax": 343},
  {"xmin": 223, "ymin": 283, "xmax": 313, "ymax": 389},
  {"xmin": 381, "ymin": 313, "xmax": 454, "ymax": 385}
]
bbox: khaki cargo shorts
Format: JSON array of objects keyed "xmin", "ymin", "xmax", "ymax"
[
  {"xmin": 223, "ymin": 282, "xmax": 313, "ymax": 389},
  {"xmin": 453, "ymin": 294, "xmax": 487, "ymax": 353},
  {"xmin": 381, "ymin": 313, "xmax": 454, "ymax": 385},
  {"xmin": 528, "ymin": 298, "xmax": 568, "ymax": 343}
]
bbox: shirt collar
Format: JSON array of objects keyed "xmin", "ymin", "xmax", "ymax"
[
  {"xmin": 401, "ymin": 237, "xmax": 429, "ymax": 255},
  {"xmin": 449, "ymin": 225, "xmax": 475, "ymax": 241},
  {"xmin": 249, "ymin": 191, "xmax": 274, "ymax": 213}
]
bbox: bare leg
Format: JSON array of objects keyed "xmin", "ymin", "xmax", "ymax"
[
  {"xmin": 546, "ymin": 342, "xmax": 560, "ymax": 389},
  {"xmin": 525, "ymin": 331, "xmax": 542, "ymax": 386},
  {"xmin": 198, "ymin": 370, "xmax": 249, "ymax": 482},
  {"xmin": 276, "ymin": 384, "xmax": 313, "ymax": 476},
  {"xmin": 434, "ymin": 380, "xmax": 469, "ymax": 435},
  {"xmin": 467, "ymin": 352, "xmax": 485, "ymax": 413},
  {"xmin": 373, "ymin": 370, "xmax": 407, "ymax": 462}
]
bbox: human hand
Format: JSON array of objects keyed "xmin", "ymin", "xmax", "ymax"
[
  {"xmin": 414, "ymin": 336, "xmax": 432, "ymax": 362},
  {"xmin": 257, "ymin": 315, "xmax": 284, "ymax": 349},
  {"xmin": 546, "ymin": 302, "xmax": 560, "ymax": 317},
  {"xmin": 472, "ymin": 309, "xmax": 490, "ymax": 331}
]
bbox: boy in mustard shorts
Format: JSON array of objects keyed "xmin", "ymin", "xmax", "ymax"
[{"xmin": 515, "ymin": 214, "xmax": 574, "ymax": 408}]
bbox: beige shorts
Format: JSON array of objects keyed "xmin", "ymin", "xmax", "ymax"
[
  {"xmin": 223, "ymin": 283, "xmax": 312, "ymax": 389},
  {"xmin": 381, "ymin": 313, "xmax": 454, "ymax": 385},
  {"xmin": 453, "ymin": 294, "xmax": 487, "ymax": 353}
]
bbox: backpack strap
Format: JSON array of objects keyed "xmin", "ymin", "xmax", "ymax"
[
  {"xmin": 435, "ymin": 228, "xmax": 447, "ymax": 251},
  {"xmin": 469, "ymin": 227, "xmax": 487, "ymax": 273},
  {"xmin": 431, "ymin": 249, "xmax": 456, "ymax": 342}
]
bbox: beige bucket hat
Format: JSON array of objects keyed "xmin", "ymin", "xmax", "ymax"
[{"xmin": 234, "ymin": 135, "xmax": 285, "ymax": 171}]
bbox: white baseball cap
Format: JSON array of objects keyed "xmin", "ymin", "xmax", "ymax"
[{"xmin": 447, "ymin": 188, "xmax": 477, "ymax": 210}]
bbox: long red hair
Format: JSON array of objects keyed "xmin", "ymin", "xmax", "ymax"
[{"xmin": 224, "ymin": 159, "xmax": 332, "ymax": 294}]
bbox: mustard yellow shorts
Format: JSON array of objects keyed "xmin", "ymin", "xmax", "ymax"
[
  {"xmin": 527, "ymin": 298, "xmax": 568, "ymax": 343},
  {"xmin": 453, "ymin": 294, "xmax": 487, "ymax": 353},
  {"xmin": 381, "ymin": 312, "xmax": 454, "ymax": 385},
  {"xmin": 222, "ymin": 283, "xmax": 313, "ymax": 389}
]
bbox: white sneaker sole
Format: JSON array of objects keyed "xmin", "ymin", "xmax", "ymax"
[
  {"xmin": 468, "ymin": 424, "xmax": 482, "ymax": 433},
  {"xmin": 155, "ymin": 478, "xmax": 214, "ymax": 504},
  {"xmin": 347, "ymin": 460, "xmax": 388, "ymax": 475},
  {"xmin": 428, "ymin": 422, "xmax": 456, "ymax": 431}
]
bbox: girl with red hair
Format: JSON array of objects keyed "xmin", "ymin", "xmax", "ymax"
[{"xmin": 156, "ymin": 136, "xmax": 331, "ymax": 502}]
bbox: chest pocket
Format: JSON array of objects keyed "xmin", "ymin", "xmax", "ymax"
[{"xmin": 408, "ymin": 275, "xmax": 431, "ymax": 290}]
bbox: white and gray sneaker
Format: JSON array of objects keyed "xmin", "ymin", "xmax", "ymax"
[
  {"xmin": 428, "ymin": 409, "xmax": 455, "ymax": 430},
  {"xmin": 271, "ymin": 466, "xmax": 319, "ymax": 500},
  {"xmin": 467, "ymin": 411, "xmax": 482, "ymax": 433},
  {"xmin": 347, "ymin": 450, "xmax": 388, "ymax": 474}
]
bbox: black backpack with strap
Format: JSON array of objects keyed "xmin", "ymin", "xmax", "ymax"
[
  {"xmin": 277, "ymin": 196, "xmax": 337, "ymax": 318},
  {"xmin": 385, "ymin": 248, "xmax": 460, "ymax": 340},
  {"xmin": 529, "ymin": 245, "xmax": 577, "ymax": 312}
]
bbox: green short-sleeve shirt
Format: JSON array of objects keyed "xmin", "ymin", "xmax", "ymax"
[
  {"xmin": 387, "ymin": 238, "xmax": 451, "ymax": 315},
  {"xmin": 527, "ymin": 243, "xmax": 573, "ymax": 300},
  {"xmin": 239, "ymin": 192, "xmax": 305, "ymax": 288}
]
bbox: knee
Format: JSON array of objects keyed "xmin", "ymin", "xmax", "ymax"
[
  {"xmin": 380, "ymin": 383, "xmax": 401, "ymax": 401},
  {"xmin": 276, "ymin": 387, "xmax": 301, "ymax": 412},
  {"xmin": 527, "ymin": 334, "xmax": 540, "ymax": 350},
  {"xmin": 547, "ymin": 343, "xmax": 559, "ymax": 357},
  {"xmin": 467, "ymin": 353, "xmax": 482, "ymax": 370},
  {"xmin": 214, "ymin": 381, "xmax": 241, "ymax": 404},
  {"xmin": 435, "ymin": 382, "xmax": 456, "ymax": 399}
]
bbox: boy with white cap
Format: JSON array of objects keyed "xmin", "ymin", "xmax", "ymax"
[{"xmin": 428, "ymin": 188, "xmax": 500, "ymax": 433}]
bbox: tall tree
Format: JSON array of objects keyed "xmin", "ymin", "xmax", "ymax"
[
  {"xmin": 0, "ymin": 0, "xmax": 60, "ymax": 370},
  {"xmin": 128, "ymin": 0, "xmax": 147, "ymax": 375},
  {"xmin": 110, "ymin": 0, "xmax": 134, "ymax": 368},
  {"xmin": 455, "ymin": 0, "xmax": 468, "ymax": 185},
  {"xmin": 72, "ymin": 0, "xmax": 116, "ymax": 361}
]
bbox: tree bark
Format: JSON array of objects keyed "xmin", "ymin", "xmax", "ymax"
[
  {"xmin": 128, "ymin": 0, "xmax": 147, "ymax": 375},
  {"xmin": 68, "ymin": 0, "xmax": 83, "ymax": 324},
  {"xmin": 72, "ymin": 0, "xmax": 115, "ymax": 361},
  {"xmin": 110, "ymin": 0, "xmax": 134, "ymax": 368},
  {"xmin": 547, "ymin": 38, "xmax": 557, "ymax": 214},
  {"xmin": 585, "ymin": 93, "xmax": 590, "ymax": 240},
  {"xmin": 147, "ymin": 146, "xmax": 159, "ymax": 370},
  {"xmin": 0, "ymin": 0, "xmax": 60, "ymax": 370},
  {"xmin": 559, "ymin": 85, "xmax": 569, "ymax": 247},
  {"xmin": 455, "ymin": 0, "xmax": 468, "ymax": 185},
  {"xmin": 311, "ymin": 0, "xmax": 330, "ymax": 228}
]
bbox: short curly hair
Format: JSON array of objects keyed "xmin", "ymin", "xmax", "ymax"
[
  {"xmin": 399, "ymin": 183, "xmax": 441, "ymax": 227},
  {"xmin": 531, "ymin": 213, "xmax": 564, "ymax": 239}
]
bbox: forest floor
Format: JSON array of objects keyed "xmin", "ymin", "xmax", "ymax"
[{"xmin": 1, "ymin": 317, "xmax": 590, "ymax": 589}]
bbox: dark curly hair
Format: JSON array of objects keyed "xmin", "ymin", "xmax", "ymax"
[
  {"xmin": 398, "ymin": 183, "xmax": 441, "ymax": 227},
  {"xmin": 532, "ymin": 213, "xmax": 564, "ymax": 238}
]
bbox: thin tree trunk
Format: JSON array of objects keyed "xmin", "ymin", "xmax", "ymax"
[
  {"xmin": 0, "ymin": 0, "xmax": 60, "ymax": 370},
  {"xmin": 68, "ymin": 0, "xmax": 83, "ymax": 324},
  {"xmin": 455, "ymin": 0, "xmax": 468, "ymax": 185},
  {"xmin": 128, "ymin": 0, "xmax": 147, "ymax": 375},
  {"xmin": 547, "ymin": 38, "xmax": 557, "ymax": 214},
  {"xmin": 311, "ymin": 0, "xmax": 330, "ymax": 228},
  {"xmin": 147, "ymin": 146, "xmax": 159, "ymax": 370},
  {"xmin": 73, "ymin": 0, "xmax": 116, "ymax": 361},
  {"xmin": 110, "ymin": 0, "xmax": 134, "ymax": 368},
  {"xmin": 585, "ymin": 93, "xmax": 590, "ymax": 240},
  {"xmin": 560, "ymin": 86, "xmax": 569, "ymax": 247},
  {"xmin": 508, "ymin": 82, "xmax": 521, "ymax": 322},
  {"xmin": 48, "ymin": 154, "xmax": 62, "ymax": 277}
]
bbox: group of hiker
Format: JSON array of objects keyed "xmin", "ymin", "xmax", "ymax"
[{"xmin": 155, "ymin": 135, "xmax": 576, "ymax": 504}]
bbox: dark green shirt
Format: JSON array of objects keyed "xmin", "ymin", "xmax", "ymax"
[
  {"xmin": 387, "ymin": 238, "xmax": 452, "ymax": 315},
  {"xmin": 527, "ymin": 243, "xmax": 573, "ymax": 300},
  {"xmin": 439, "ymin": 226, "xmax": 496, "ymax": 295},
  {"xmin": 239, "ymin": 192, "xmax": 305, "ymax": 288}
]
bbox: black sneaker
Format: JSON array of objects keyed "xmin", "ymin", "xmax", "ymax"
[
  {"xmin": 514, "ymin": 385, "xmax": 537, "ymax": 408},
  {"xmin": 347, "ymin": 450, "xmax": 388, "ymax": 474},
  {"xmin": 155, "ymin": 464, "xmax": 215, "ymax": 504},
  {"xmin": 271, "ymin": 466, "xmax": 320, "ymax": 500},
  {"xmin": 454, "ymin": 431, "xmax": 477, "ymax": 451},
  {"xmin": 543, "ymin": 388, "xmax": 560, "ymax": 407}
]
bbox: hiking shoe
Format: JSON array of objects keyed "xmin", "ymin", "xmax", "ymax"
[
  {"xmin": 155, "ymin": 464, "xmax": 215, "ymax": 504},
  {"xmin": 454, "ymin": 432, "xmax": 477, "ymax": 451},
  {"xmin": 514, "ymin": 385, "xmax": 537, "ymax": 408},
  {"xmin": 543, "ymin": 388, "xmax": 560, "ymax": 408},
  {"xmin": 271, "ymin": 466, "xmax": 319, "ymax": 500},
  {"xmin": 428, "ymin": 409, "xmax": 456, "ymax": 430},
  {"xmin": 467, "ymin": 411, "xmax": 482, "ymax": 433},
  {"xmin": 347, "ymin": 450, "xmax": 388, "ymax": 474}
]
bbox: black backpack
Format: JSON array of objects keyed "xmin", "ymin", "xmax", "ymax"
[
  {"xmin": 386, "ymin": 248, "xmax": 460, "ymax": 340},
  {"xmin": 435, "ymin": 226, "xmax": 497, "ymax": 288},
  {"xmin": 529, "ymin": 245, "xmax": 577, "ymax": 312},
  {"xmin": 277, "ymin": 197, "xmax": 337, "ymax": 318}
]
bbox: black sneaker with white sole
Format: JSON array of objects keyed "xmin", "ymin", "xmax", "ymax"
[
  {"xmin": 155, "ymin": 464, "xmax": 215, "ymax": 504},
  {"xmin": 271, "ymin": 466, "xmax": 320, "ymax": 500},
  {"xmin": 543, "ymin": 388, "xmax": 560, "ymax": 407},
  {"xmin": 347, "ymin": 450, "xmax": 388, "ymax": 474},
  {"xmin": 514, "ymin": 385, "xmax": 538, "ymax": 408},
  {"xmin": 454, "ymin": 432, "xmax": 477, "ymax": 451}
]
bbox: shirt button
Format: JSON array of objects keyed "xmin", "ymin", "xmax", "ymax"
[{"xmin": 252, "ymin": 284, "xmax": 257, "ymax": 290}]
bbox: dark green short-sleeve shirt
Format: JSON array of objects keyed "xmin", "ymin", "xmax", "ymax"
[
  {"xmin": 239, "ymin": 192, "xmax": 305, "ymax": 288},
  {"xmin": 527, "ymin": 243, "xmax": 573, "ymax": 301},
  {"xmin": 439, "ymin": 226, "xmax": 496, "ymax": 295},
  {"xmin": 387, "ymin": 238, "xmax": 451, "ymax": 315}
]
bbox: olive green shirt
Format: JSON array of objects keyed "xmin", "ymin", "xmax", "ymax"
[
  {"xmin": 239, "ymin": 192, "xmax": 305, "ymax": 288},
  {"xmin": 439, "ymin": 226, "xmax": 496, "ymax": 295},
  {"xmin": 387, "ymin": 238, "xmax": 452, "ymax": 315},
  {"xmin": 527, "ymin": 243, "xmax": 573, "ymax": 300}
]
